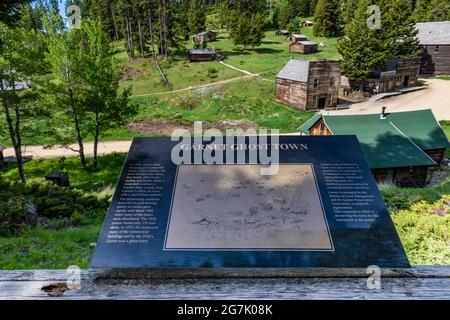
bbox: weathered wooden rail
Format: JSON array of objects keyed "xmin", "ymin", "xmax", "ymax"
[{"xmin": 0, "ymin": 266, "xmax": 449, "ymax": 300}]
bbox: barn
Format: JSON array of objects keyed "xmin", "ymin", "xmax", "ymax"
[
  {"xmin": 289, "ymin": 41, "xmax": 318, "ymax": 54},
  {"xmin": 192, "ymin": 30, "xmax": 217, "ymax": 44},
  {"xmin": 298, "ymin": 109, "xmax": 450, "ymax": 187},
  {"xmin": 275, "ymin": 59, "xmax": 341, "ymax": 111},
  {"xmin": 188, "ymin": 48, "xmax": 217, "ymax": 62},
  {"xmin": 416, "ymin": 21, "xmax": 450, "ymax": 75},
  {"xmin": 287, "ymin": 34, "xmax": 308, "ymax": 43}
]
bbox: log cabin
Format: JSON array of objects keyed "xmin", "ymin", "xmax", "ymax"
[
  {"xmin": 416, "ymin": 21, "xmax": 450, "ymax": 75},
  {"xmin": 188, "ymin": 48, "xmax": 217, "ymax": 62},
  {"xmin": 276, "ymin": 59, "xmax": 341, "ymax": 111},
  {"xmin": 298, "ymin": 109, "xmax": 450, "ymax": 187},
  {"xmin": 289, "ymin": 41, "xmax": 318, "ymax": 54},
  {"xmin": 302, "ymin": 20, "xmax": 314, "ymax": 27},
  {"xmin": 192, "ymin": 30, "xmax": 217, "ymax": 44},
  {"xmin": 287, "ymin": 34, "xmax": 308, "ymax": 43}
]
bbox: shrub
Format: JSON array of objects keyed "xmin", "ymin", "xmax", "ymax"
[
  {"xmin": 391, "ymin": 196, "xmax": 450, "ymax": 265},
  {"xmin": 0, "ymin": 181, "xmax": 110, "ymax": 236}
]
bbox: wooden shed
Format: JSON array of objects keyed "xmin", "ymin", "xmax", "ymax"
[
  {"xmin": 276, "ymin": 59, "xmax": 341, "ymax": 111},
  {"xmin": 289, "ymin": 41, "xmax": 318, "ymax": 54},
  {"xmin": 302, "ymin": 20, "xmax": 314, "ymax": 27},
  {"xmin": 299, "ymin": 109, "xmax": 450, "ymax": 187},
  {"xmin": 416, "ymin": 21, "xmax": 450, "ymax": 75},
  {"xmin": 275, "ymin": 29, "xmax": 289, "ymax": 36},
  {"xmin": 192, "ymin": 30, "xmax": 217, "ymax": 44},
  {"xmin": 188, "ymin": 48, "xmax": 217, "ymax": 62},
  {"xmin": 287, "ymin": 34, "xmax": 308, "ymax": 43}
]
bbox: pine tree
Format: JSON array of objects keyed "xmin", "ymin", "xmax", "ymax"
[
  {"xmin": 313, "ymin": 0, "xmax": 341, "ymax": 37},
  {"xmin": 278, "ymin": 1, "xmax": 292, "ymax": 29},
  {"xmin": 188, "ymin": 0, "xmax": 206, "ymax": 35},
  {"xmin": 337, "ymin": 0, "xmax": 390, "ymax": 91},
  {"xmin": 382, "ymin": 0, "xmax": 421, "ymax": 59},
  {"xmin": 413, "ymin": 0, "xmax": 432, "ymax": 21},
  {"xmin": 427, "ymin": 0, "xmax": 450, "ymax": 21},
  {"xmin": 248, "ymin": 12, "xmax": 265, "ymax": 48}
]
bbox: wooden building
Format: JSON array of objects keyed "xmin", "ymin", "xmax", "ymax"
[
  {"xmin": 347, "ymin": 58, "xmax": 421, "ymax": 96},
  {"xmin": 188, "ymin": 48, "xmax": 217, "ymax": 62},
  {"xmin": 192, "ymin": 30, "xmax": 217, "ymax": 44},
  {"xmin": 287, "ymin": 34, "xmax": 308, "ymax": 43},
  {"xmin": 299, "ymin": 109, "xmax": 450, "ymax": 187},
  {"xmin": 416, "ymin": 21, "xmax": 450, "ymax": 75},
  {"xmin": 275, "ymin": 29, "xmax": 289, "ymax": 36},
  {"xmin": 289, "ymin": 41, "xmax": 318, "ymax": 54},
  {"xmin": 276, "ymin": 59, "xmax": 341, "ymax": 111},
  {"xmin": 302, "ymin": 20, "xmax": 314, "ymax": 27}
]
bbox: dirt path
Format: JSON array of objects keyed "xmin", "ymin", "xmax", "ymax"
[
  {"xmin": 219, "ymin": 61, "xmax": 259, "ymax": 76},
  {"xmin": 3, "ymin": 141, "xmax": 132, "ymax": 159},
  {"xmin": 131, "ymin": 74, "xmax": 252, "ymax": 97},
  {"xmin": 324, "ymin": 78, "xmax": 450, "ymax": 120}
]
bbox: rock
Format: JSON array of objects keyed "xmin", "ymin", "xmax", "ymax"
[{"xmin": 24, "ymin": 199, "xmax": 38, "ymax": 227}]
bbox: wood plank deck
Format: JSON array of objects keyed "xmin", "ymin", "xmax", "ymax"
[{"xmin": 0, "ymin": 267, "xmax": 449, "ymax": 300}]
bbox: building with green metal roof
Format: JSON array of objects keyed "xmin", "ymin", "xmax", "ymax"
[{"xmin": 299, "ymin": 109, "xmax": 449, "ymax": 187}]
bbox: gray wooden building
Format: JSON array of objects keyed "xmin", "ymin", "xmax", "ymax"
[
  {"xmin": 192, "ymin": 30, "xmax": 217, "ymax": 44},
  {"xmin": 289, "ymin": 41, "xmax": 318, "ymax": 54},
  {"xmin": 188, "ymin": 48, "xmax": 217, "ymax": 62},
  {"xmin": 287, "ymin": 34, "xmax": 307, "ymax": 43},
  {"xmin": 416, "ymin": 21, "xmax": 450, "ymax": 75},
  {"xmin": 276, "ymin": 59, "xmax": 341, "ymax": 111}
]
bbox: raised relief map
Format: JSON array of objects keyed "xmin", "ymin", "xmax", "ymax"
[{"xmin": 165, "ymin": 164, "xmax": 333, "ymax": 250}]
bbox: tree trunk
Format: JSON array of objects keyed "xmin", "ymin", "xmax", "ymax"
[
  {"xmin": 125, "ymin": 9, "xmax": 134, "ymax": 60},
  {"xmin": 69, "ymin": 89, "xmax": 86, "ymax": 170},
  {"xmin": 148, "ymin": 6, "xmax": 156, "ymax": 59},
  {"xmin": 137, "ymin": 14, "xmax": 145, "ymax": 58},
  {"xmin": 110, "ymin": 1, "xmax": 119, "ymax": 41},
  {"xmin": 93, "ymin": 110, "xmax": 100, "ymax": 172},
  {"xmin": 0, "ymin": 84, "xmax": 26, "ymax": 183}
]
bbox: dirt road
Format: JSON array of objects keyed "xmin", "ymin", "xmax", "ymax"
[{"xmin": 324, "ymin": 78, "xmax": 450, "ymax": 120}]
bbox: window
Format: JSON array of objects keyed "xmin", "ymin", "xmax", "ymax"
[
  {"xmin": 435, "ymin": 45, "xmax": 439, "ymax": 53},
  {"xmin": 330, "ymin": 77, "xmax": 335, "ymax": 86},
  {"xmin": 314, "ymin": 79, "xmax": 319, "ymax": 88}
]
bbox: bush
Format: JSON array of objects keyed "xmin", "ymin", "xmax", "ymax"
[
  {"xmin": 0, "ymin": 180, "xmax": 110, "ymax": 236},
  {"xmin": 391, "ymin": 196, "xmax": 450, "ymax": 265}
]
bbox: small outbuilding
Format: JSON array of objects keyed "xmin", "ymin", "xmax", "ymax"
[
  {"xmin": 299, "ymin": 109, "xmax": 450, "ymax": 187},
  {"xmin": 188, "ymin": 48, "xmax": 217, "ymax": 62},
  {"xmin": 302, "ymin": 20, "xmax": 314, "ymax": 27},
  {"xmin": 287, "ymin": 34, "xmax": 308, "ymax": 43},
  {"xmin": 192, "ymin": 30, "xmax": 217, "ymax": 44},
  {"xmin": 276, "ymin": 59, "xmax": 341, "ymax": 111},
  {"xmin": 275, "ymin": 29, "xmax": 289, "ymax": 36},
  {"xmin": 416, "ymin": 21, "xmax": 450, "ymax": 75},
  {"xmin": 289, "ymin": 41, "xmax": 318, "ymax": 54}
]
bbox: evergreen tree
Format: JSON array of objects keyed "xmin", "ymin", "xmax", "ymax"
[
  {"xmin": 313, "ymin": 0, "xmax": 341, "ymax": 37},
  {"xmin": 337, "ymin": 0, "xmax": 390, "ymax": 91},
  {"xmin": 188, "ymin": 0, "xmax": 206, "ymax": 35},
  {"xmin": 248, "ymin": 12, "xmax": 265, "ymax": 48},
  {"xmin": 382, "ymin": 0, "xmax": 421, "ymax": 59},
  {"xmin": 427, "ymin": 0, "xmax": 450, "ymax": 21},
  {"xmin": 413, "ymin": 0, "xmax": 431, "ymax": 21},
  {"xmin": 342, "ymin": 0, "xmax": 360, "ymax": 24},
  {"xmin": 278, "ymin": 1, "xmax": 292, "ymax": 29}
]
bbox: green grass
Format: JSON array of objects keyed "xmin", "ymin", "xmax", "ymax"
[
  {"xmin": 0, "ymin": 224, "xmax": 101, "ymax": 269},
  {"xmin": 130, "ymin": 77, "xmax": 314, "ymax": 133},
  {"xmin": 436, "ymin": 75, "xmax": 450, "ymax": 81}
]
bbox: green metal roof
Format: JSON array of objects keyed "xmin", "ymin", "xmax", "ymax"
[{"xmin": 299, "ymin": 109, "xmax": 449, "ymax": 169}]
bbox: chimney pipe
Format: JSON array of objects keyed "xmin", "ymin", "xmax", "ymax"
[{"xmin": 380, "ymin": 106, "xmax": 387, "ymax": 120}]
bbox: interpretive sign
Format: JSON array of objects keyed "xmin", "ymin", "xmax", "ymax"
[{"xmin": 91, "ymin": 135, "xmax": 410, "ymax": 268}]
